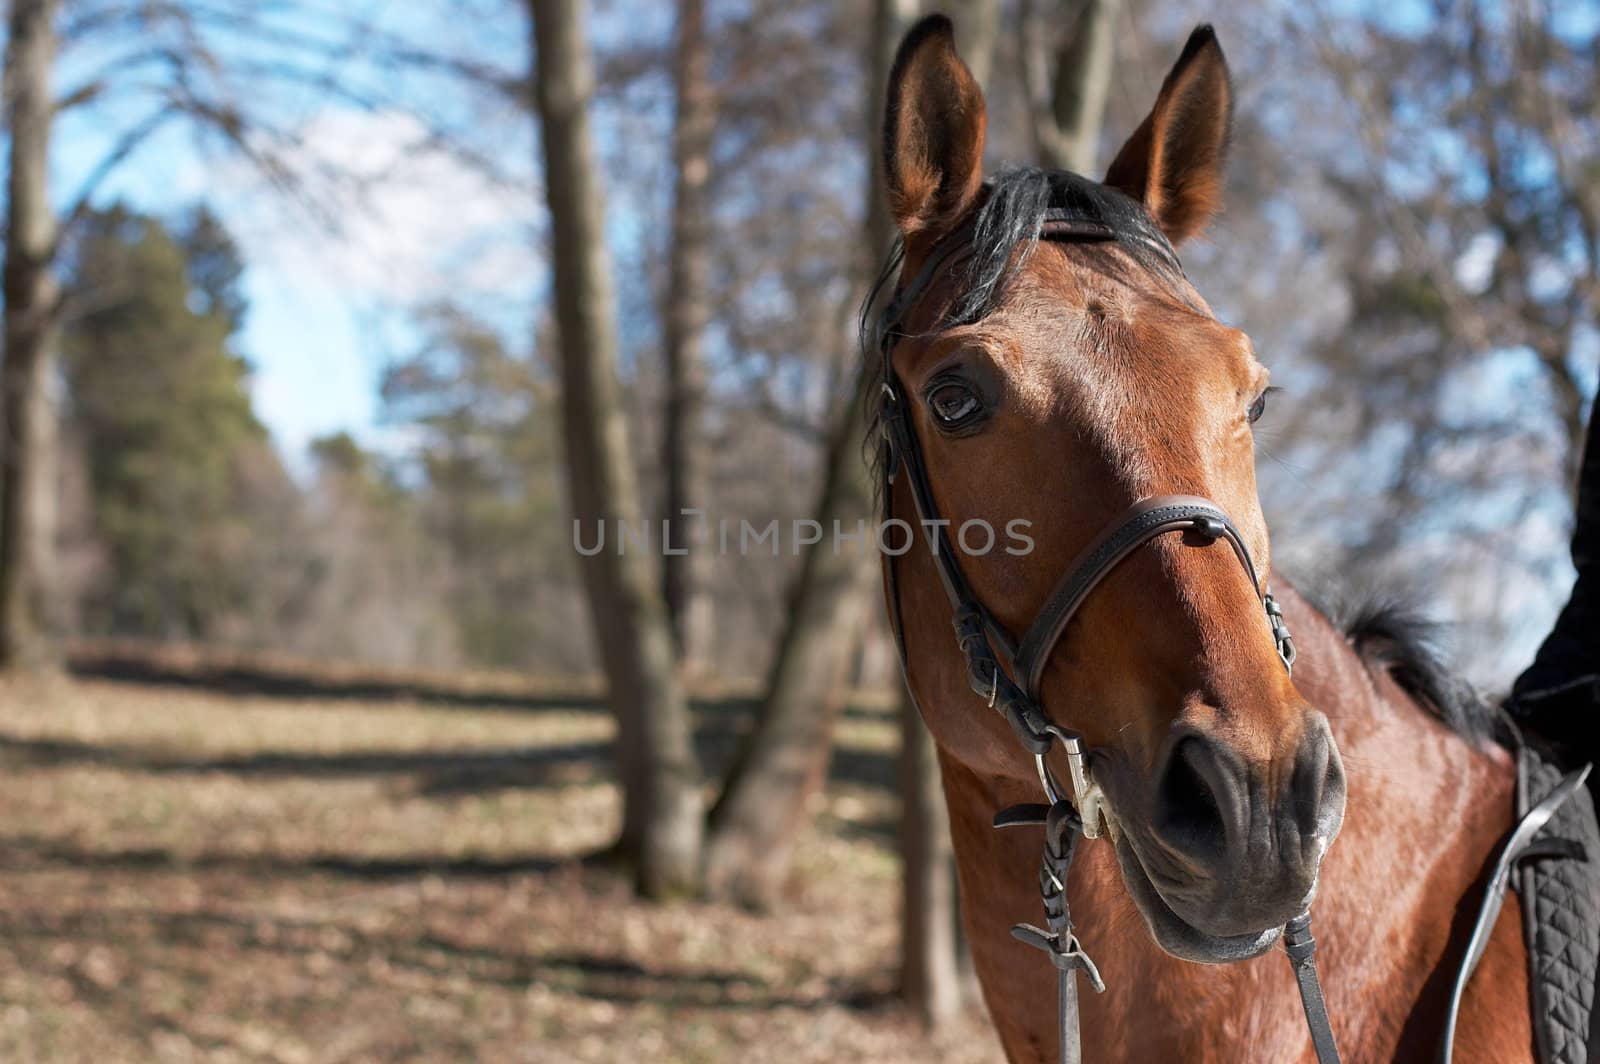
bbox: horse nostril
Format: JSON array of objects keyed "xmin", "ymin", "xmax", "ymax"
[
  {"xmin": 1156, "ymin": 737, "xmax": 1233, "ymax": 860},
  {"xmin": 1292, "ymin": 714, "xmax": 1347, "ymax": 843}
]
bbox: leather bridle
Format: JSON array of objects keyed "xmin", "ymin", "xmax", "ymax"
[{"xmin": 874, "ymin": 209, "xmax": 1336, "ymax": 1064}]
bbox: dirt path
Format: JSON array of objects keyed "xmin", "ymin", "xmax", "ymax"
[{"xmin": 0, "ymin": 676, "xmax": 1000, "ymax": 1063}]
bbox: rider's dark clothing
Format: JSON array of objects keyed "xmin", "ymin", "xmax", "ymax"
[{"xmin": 1508, "ymin": 390, "xmax": 1600, "ymax": 767}]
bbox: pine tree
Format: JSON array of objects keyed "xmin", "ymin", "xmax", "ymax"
[{"xmin": 61, "ymin": 205, "xmax": 278, "ymax": 640}]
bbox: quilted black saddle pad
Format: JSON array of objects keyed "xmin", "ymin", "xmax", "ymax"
[{"xmin": 1516, "ymin": 744, "xmax": 1600, "ymax": 1064}]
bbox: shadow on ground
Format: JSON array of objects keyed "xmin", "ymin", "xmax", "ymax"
[
  {"xmin": 0, "ymin": 832, "xmax": 571, "ymax": 880},
  {"xmin": 0, "ymin": 716, "xmax": 899, "ymax": 797},
  {"xmin": 65, "ymin": 648, "xmax": 893, "ymax": 725},
  {"xmin": 0, "ymin": 845, "xmax": 896, "ymax": 1014}
]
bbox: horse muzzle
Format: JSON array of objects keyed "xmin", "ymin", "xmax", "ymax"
[{"xmin": 1108, "ymin": 709, "xmax": 1347, "ymax": 960}]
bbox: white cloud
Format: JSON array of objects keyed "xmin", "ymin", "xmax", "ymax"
[
  {"xmin": 197, "ymin": 107, "xmax": 541, "ymax": 309},
  {"xmin": 1453, "ymin": 231, "xmax": 1501, "ymax": 295},
  {"xmin": 168, "ymin": 106, "xmax": 546, "ymax": 469}
]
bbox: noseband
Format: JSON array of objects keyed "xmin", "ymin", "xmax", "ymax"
[{"xmin": 875, "ymin": 211, "xmax": 1333, "ymax": 1064}]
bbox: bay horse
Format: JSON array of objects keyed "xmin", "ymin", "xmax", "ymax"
[{"xmin": 876, "ymin": 16, "xmax": 1538, "ymax": 1063}]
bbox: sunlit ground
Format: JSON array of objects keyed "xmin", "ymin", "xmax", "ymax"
[{"xmin": 0, "ymin": 676, "xmax": 999, "ymax": 1063}]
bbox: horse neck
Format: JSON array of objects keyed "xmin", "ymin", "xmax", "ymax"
[
  {"xmin": 1273, "ymin": 581, "xmax": 1519, "ymax": 1057},
  {"xmin": 936, "ymin": 579, "xmax": 1518, "ymax": 1062}
]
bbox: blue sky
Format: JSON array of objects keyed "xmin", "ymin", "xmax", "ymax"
[
  {"xmin": 47, "ymin": 0, "xmax": 547, "ymax": 470},
  {"xmin": 42, "ymin": 0, "xmax": 690, "ymax": 472}
]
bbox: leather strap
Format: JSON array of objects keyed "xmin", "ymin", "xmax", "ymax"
[
  {"xmin": 998, "ymin": 800, "xmax": 1105, "ymax": 1064},
  {"xmin": 1284, "ymin": 912, "xmax": 1341, "ymax": 1064},
  {"xmin": 1012, "ymin": 494, "xmax": 1266, "ymax": 699},
  {"xmin": 1436, "ymin": 763, "xmax": 1593, "ymax": 1064},
  {"xmin": 881, "ymin": 379, "xmax": 1053, "ymax": 753},
  {"xmin": 1056, "ymin": 964, "xmax": 1081, "ymax": 1064}
]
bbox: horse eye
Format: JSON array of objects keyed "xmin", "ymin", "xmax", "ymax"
[
  {"xmin": 1247, "ymin": 391, "xmax": 1269, "ymax": 424},
  {"xmin": 927, "ymin": 382, "xmax": 982, "ymax": 428}
]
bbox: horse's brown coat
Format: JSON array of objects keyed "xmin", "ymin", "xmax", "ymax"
[
  {"xmin": 880, "ymin": 16, "xmax": 1533, "ymax": 1063},
  {"xmin": 921, "ymin": 590, "xmax": 1529, "ymax": 1062}
]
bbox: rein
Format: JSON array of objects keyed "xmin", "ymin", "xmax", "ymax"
[{"xmin": 875, "ymin": 211, "xmax": 1334, "ymax": 1064}]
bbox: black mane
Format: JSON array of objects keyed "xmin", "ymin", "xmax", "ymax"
[{"xmin": 1323, "ymin": 591, "xmax": 1497, "ymax": 745}]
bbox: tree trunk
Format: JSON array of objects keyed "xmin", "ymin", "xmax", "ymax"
[
  {"xmin": 1025, "ymin": 0, "xmax": 1123, "ymax": 174},
  {"xmin": 896, "ymin": 0, "xmax": 1000, "ymax": 1027},
  {"xmin": 661, "ymin": 0, "xmax": 717, "ymax": 677},
  {"xmin": 956, "ymin": 0, "xmax": 1001, "ymax": 86},
  {"xmin": 703, "ymin": 404, "xmax": 878, "ymax": 902},
  {"xmin": 699, "ymin": 0, "xmax": 919, "ymax": 906},
  {"xmin": 0, "ymin": 0, "xmax": 62, "ymax": 673},
  {"xmin": 900, "ymin": 693, "xmax": 961, "ymax": 1029},
  {"xmin": 528, "ymin": 0, "xmax": 703, "ymax": 898}
]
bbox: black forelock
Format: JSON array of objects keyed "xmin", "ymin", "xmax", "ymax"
[
  {"xmin": 861, "ymin": 165, "xmax": 1184, "ymax": 487},
  {"xmin": 946, "ymin": 166, "xmax": 1182, "ymax": 328},
  {"xmin": 862, "ymin": 166, "xmax": 1184, "ymax": 392}
]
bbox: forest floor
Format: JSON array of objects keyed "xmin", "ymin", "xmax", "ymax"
[{"xmin": 0, "ymin": 672, "xmax": 1002, "ymax": 1063}]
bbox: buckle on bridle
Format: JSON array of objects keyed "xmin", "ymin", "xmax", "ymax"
[
  {"xmin": 1265, "ymin": 591, "xmax": 1296, "ymax": 675},
  {"xmin": 1036, "ymin": 725, "xmax": 1108, "ymax": 839},
  {"xmin": 878, "ymin": 381, "xmax": 901, "ymax": 420}
]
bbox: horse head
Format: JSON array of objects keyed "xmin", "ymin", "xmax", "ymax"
[{"xmin": 878, "ymin": 16, "xmax": 1347, "ymax": 964}]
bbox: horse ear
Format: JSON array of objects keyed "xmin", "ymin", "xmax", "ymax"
[
  {"xmin": 881, "ymin": 14, "xmax": 987, "ymax": 240},
  {"xmin": 1103, "ymin": 25, "xmax": 1233, "ymax": 246}
]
